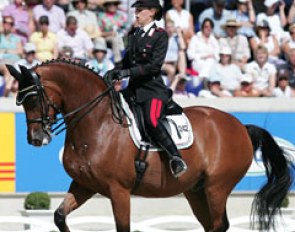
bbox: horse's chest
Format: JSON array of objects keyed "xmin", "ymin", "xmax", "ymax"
[{"xmin": 62, "ymin": 144, "xmax": 94, "ymax": 181}]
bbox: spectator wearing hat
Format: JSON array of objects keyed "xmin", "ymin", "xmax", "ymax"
[
  {"xmin": 29, "ymin": 15, "xmax": 58, "ymax": 61},
  {"xmin": 10, "ymin": 42, "xmax": 40, "ymax": 95},
  {"xmin": 162, "ymin": 19, "xmax": 187, "ymax": 84},
  {"xmin": 33, "ymin": 0, "xmax": 66, "ymax": 34},
  {"xmin": 169, "ymin": 73, "xmax": 196, "ymax": 98},
  {"xmin": 250, "ymin": 19, "xmax": 284, "ymax": 67},
  {"xmin": 187, "ymin": 18, "xmax": 219, "ymax": 80},
  {"xmin": 229, "ymin": 0, "xmax": 256, "ymax": 38},
  {"xmin": 14, "ymin": 42, "xmax": 41, "ymax": 71},
  {"xmin": 273, "ymin": 68, "xmax": 295, "ymax": 97},
  {"xmin": 198, "ymin": 75, "xmax": 233, "ymax": 98},
  {"xmin": 86, "ymin": 38, "xmax": 114, "ymax": 76},
  {"xmin": 198, "ymin": 0, "xmax": 231, "ymax": 38},
  {"xmin": 2, "ymin": 0, "xmax": 35, "ymax": 44},
  {"xmin": 165, "ymin": 0, "xmax": 194, "ymax": 45},
  {"xmin": 234, "ymin": 74, "xmax": 260, "ymax": 97},
  {"xmin": 56, "ymin": 15, "xmax": 94, "ymax": 61},
  {"xmin": 209, "ymin": 46, "xmax": 243, "ymax": 94},
  {"xmin": 245, "ymin": 45, "xmax": 276, "ymax": 96},
  {"xmin": 256, "ymin": 0, "xmax": 288, "ymax": 44},
  {"xmin": 97, "ymin": 0, "xmax": 127, "ymax": 63},
  {"xmin": 219, "ymin": 18, "xmax": 251, "ymax": 71},
  {"xmin": 67, "ymin": 0, "xmax": 101, "ymax": 40},
  {"xmin": 277, "ymin": 48, "xmax": 295, "ymax": 88},
  {"xmin": 0, "ymin": 16, "xmax": 23, "ymax": 65}
]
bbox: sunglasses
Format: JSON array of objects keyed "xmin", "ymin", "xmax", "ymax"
[
  {"xmin": 241, "ymin": 81, "xmax": 250, "ymax": 86},
  {"xmin": 278, "ymin": 77, "xmax": 288, "ymax": 81},
  {"xmin": 290, "ymin": 31, "xmax": 295, "ymax": 35},
  {"xmin": 3, "ymin": 21, "xmax": 14, "ymax": 26}
]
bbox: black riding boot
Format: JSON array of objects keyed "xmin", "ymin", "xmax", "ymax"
[{"xmin": 151, "ymin": 122, "xmax": 188, "ymax": 178}]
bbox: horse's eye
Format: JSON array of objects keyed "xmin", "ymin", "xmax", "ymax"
[{"xmin": 25, "ymin": 97, "xmax": 39, "ymax": 108}]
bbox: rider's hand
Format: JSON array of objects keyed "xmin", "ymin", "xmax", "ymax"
[{"xmin": 104, "ymin": 69, "xmax": 130, "ymax": 80}]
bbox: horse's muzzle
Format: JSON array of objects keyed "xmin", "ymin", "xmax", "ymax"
[{"xmin": 28, "ymin": 129, "xmax": 52, "ymax": 147}]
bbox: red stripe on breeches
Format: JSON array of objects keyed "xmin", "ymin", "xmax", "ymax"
[{"xmin": 150, "ymin": 98, "xmax": 162, "ymax": 128}]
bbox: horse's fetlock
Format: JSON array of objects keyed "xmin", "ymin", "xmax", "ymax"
[{"xmin": 54, "ymin": 209, "xmax": 66, "ymax": 228}]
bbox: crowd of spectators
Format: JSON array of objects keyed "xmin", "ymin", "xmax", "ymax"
[{"xmin": 1, "ymin": 0, "xmax": 295, "ymax": 99}]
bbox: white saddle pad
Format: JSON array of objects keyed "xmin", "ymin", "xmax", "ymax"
[{"xmin": 121, "ymin": 94, "xmax": 194, "ymax": 151}]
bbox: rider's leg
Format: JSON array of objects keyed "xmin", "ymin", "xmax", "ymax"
[{"xmin": 142, "ymin": 98, "xmax": 187, "ymax": 178}]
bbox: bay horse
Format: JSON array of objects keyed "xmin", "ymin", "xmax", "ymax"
[{"xmin": 6, "ymin": 60, "xmax": 293, "ymax": 232}]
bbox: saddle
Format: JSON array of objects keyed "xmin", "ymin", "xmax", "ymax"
[
  {"xmin": 121, "ymin": 90, "xmax": 193, "ymax": 150},
  {"xmin": 120, "ymin": 91, "xmax": 194, "ymax": 191}
]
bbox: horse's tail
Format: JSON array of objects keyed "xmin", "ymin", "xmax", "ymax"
[{"xmin": 245, "ymin": 124, "xmax": 293, "ymax": 231}]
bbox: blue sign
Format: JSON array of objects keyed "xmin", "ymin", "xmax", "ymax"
[{"xmin": 14, "ymin": 112, "xmax": 295, "ymax": 192}]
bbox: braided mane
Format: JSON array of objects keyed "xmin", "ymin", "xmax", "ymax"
[{"xmin": 34, "ymin": 59, "xmax": 99, "ymax": 76}]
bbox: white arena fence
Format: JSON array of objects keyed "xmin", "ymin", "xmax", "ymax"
[{"xmin": 1, "ymin": 214, "xmax": 295, "ymax": 232}]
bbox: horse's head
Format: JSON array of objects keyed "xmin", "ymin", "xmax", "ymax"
[{"xmin": 6, "ymin": 64, "xmax": 60, "ymax": 146}]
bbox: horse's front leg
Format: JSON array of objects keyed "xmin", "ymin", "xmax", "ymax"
[
  {"xmin": 54, "ymin": 181, "xmax": 94, "ymax": 232},
  {"xmin": 110, "ymin": 186, "xmax": 131, "ymax": 232}
]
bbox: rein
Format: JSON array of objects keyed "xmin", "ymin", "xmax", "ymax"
[{"xmin": 51, "ymin": 86, "xmax": 112, "ymax": 135}]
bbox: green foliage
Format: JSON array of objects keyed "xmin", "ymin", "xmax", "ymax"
[
  {"xmin": 24, "ymin": 192, "xmax": 51, "ymax": 210},
  {"xmin": 281, "ymin": 196, "xmax": 289, "ymax": 208}
]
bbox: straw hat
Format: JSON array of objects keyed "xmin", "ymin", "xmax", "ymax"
[
  {"xmin": 93, "ymin": 38, "xmax": 108, "ymax": 53},
  {"xmin": 256, "ymin": 19, "xmax": 270, "ymax": 29},
  {"xmin": 24, "ymin": 43, "xmax": 36, "ymax": 53},
  {"xmin": 222, "ymin": 19, "xmax": 242, "ymax": 28},
  {"xmin": 264, "ymin": 0, "xmax": 280, "ymax": 8},
  {"xmin": 240, "ymin": 74, "xmax": 253, "ymax": 83},
  {"xmin": 219, "ymin": 46, "xmax": 232, "ymax": 55}
]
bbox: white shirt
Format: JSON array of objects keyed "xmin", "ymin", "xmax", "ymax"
[
  {"xmin": 187, "ymin": 31, "xmax": 219, "ymax": 62},
  {"xmin": 198, "ymin": 89, "xmax": 232, "ymax": 98},
  {"xmin": 141, "ymin": 21, "xmax": 156, "ymax": 37},
  {"xmin": 219, "ymin": 35, "xmax": 251, "ymax": 61},
  {"xmin": 57, "ymin": 28, "xmax": 94, "ymax": 59},
  {"xmin": 245, "ymin": 61, "xmax": 277, "ymax": 91},
  {"xmin": 166, "ymin": 8, "xmax": 191, "ymax": 30},
  {"xmin": 210, "ymin": 63, "xmax": 243, "ymax": 92},
  {"xmin": 273, "ymin": 86, "xmax": 294, "ymax": 97},
  {"xmin": 67, "ymin": 10, "xmax": 99, "ymax": 31}
]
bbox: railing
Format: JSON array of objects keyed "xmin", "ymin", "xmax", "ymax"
[{"xmin": 1, "ymin": 214, "xmax": 295, "ymax": 232}]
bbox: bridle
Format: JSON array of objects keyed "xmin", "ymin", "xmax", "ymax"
[
  {"xmin": 18, "ymin": 69, "xmax": 129, "ymax": 137},
  {"xmin": 17, "ymin": 71, "xmax": 60, "ymax": 137}
]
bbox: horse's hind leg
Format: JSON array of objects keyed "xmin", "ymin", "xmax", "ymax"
[
  {"xmin": 184, "ymin": 187, "xmax": 212, "ymax": 232},
  {"xmin": 54, "ymin": 181, "xmax": 94, "ymax": 232},
  {"xmin": 206, "ymin": 182, "xmax": 230, "ymax": 232}
]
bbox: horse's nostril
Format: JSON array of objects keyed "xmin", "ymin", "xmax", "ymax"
[{"xmin": 31, "ymin": 139, "xmax": 43, "ymax": 147}]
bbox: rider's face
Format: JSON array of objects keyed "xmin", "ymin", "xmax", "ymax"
[{"xmin": 135, "ymin": 7, "xmax": 156, "ymax": 27}]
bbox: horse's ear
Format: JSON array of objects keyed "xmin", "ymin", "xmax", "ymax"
[
  {"xmin": 19, "ymin": 65, "xmax": 31, "ymax": 79},
  {"xmin": 19, "ymin": 65, "xmax": 40, "ymax": 85},
  {"xmin": 5, "ymin": 64, "xmax": 23, "ymax": 82}
]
